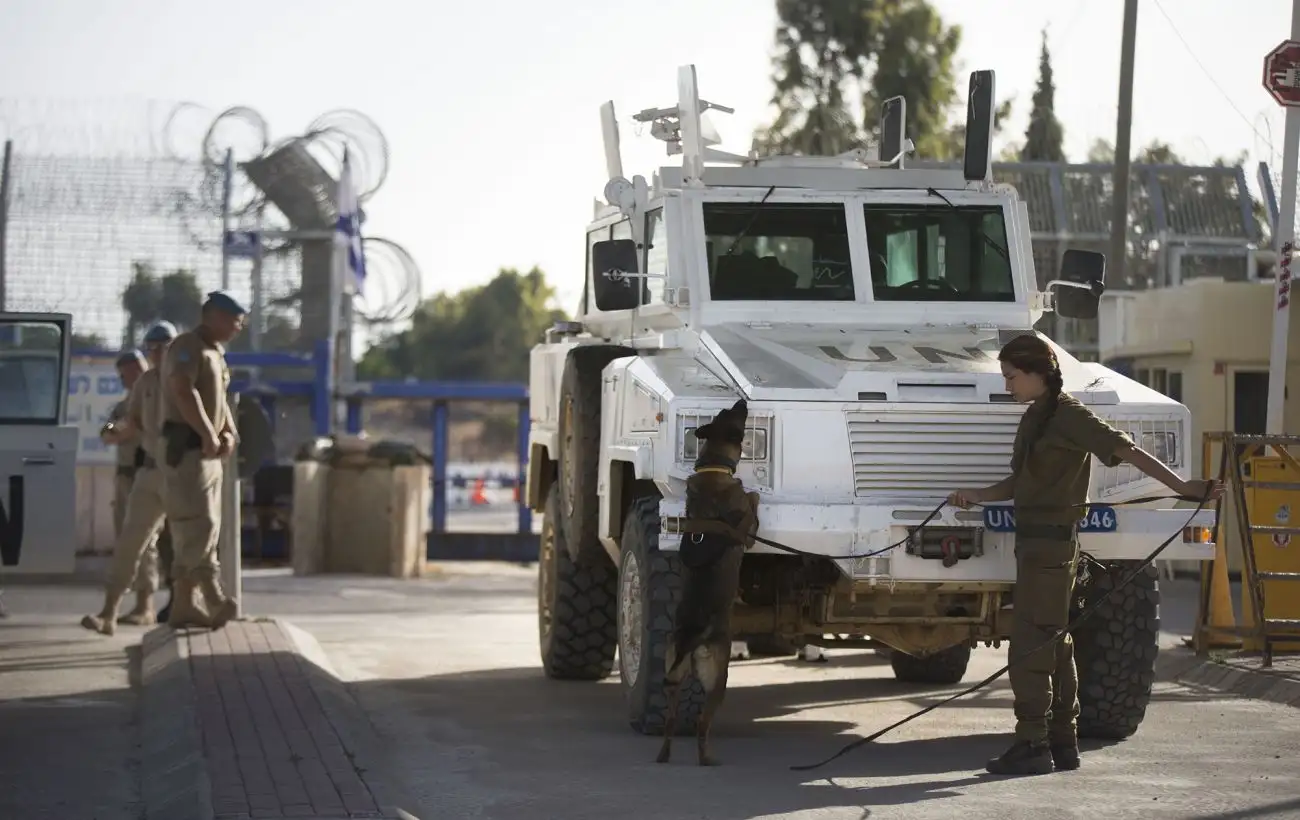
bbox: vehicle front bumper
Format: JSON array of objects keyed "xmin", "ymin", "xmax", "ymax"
[{"xmin": 658, "ymin": 499, "xmax": 1215, "ymax": 583}]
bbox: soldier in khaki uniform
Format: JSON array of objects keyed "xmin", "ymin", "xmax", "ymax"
[
  {"xmin": 160, "ymin": 292, "xmax": 245, "ymax": 630},
  {"xmin": 949, "ymin": 333, "xmax": 1223, "ymax": 776},
  {"xmin": 82, "ymin": 322, "xmax": 179, "ymax": 634},
  {"xmin": 98, "ymin": 349, "xmax": 160, "ymax": 621}
]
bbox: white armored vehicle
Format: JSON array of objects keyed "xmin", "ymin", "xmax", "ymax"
[{"xmin": 527, "ymin": 66, "xmax": 1216, "ymax": 741}]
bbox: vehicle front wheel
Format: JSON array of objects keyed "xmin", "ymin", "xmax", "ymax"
[
  {"xmin": 617, "ymin": 495, "xmax": 705, "ymax": 736},
  {"xmin": 1071, "ymin": 560, "xmax": 1160, "ymax": 739}
]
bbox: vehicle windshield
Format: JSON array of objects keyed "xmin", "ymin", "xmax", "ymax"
[
  {"xmin": 703, "ymin": 202, "xmax": 854, "ymax": 301},
  {"xmin": 864, "ymin": 204, "xmax": 1016, "ymax": 302}
]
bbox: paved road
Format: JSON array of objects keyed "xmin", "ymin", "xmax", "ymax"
[
  {"xmin": 254, "ymin": 568, "xmax": 1300, "ymax": 820},
  {"xmin": 0, "ymin": 594, "xmax": 143, "ymax": 820}
]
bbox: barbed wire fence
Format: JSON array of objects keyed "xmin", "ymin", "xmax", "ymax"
[{"xmin": 0, "ymin": 98, "xmax": 420, "ymax": 349}]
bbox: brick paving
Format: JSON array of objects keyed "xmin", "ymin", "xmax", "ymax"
[{"xmin": 187, "ymin": 621, "xmax": 386, "ymax": 820}]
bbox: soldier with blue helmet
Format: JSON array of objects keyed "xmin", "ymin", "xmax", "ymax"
[{"xmin": 159, "ymin": 292, "xmax": 245, "ymax": 630}]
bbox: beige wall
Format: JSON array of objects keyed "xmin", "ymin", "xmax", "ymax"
[{"xmin": 1104, "ymin": 278, "xmax": 1300, "ymax": 573}]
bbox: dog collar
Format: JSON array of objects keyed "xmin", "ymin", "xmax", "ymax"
[{"xmin": 693, "ymin": 466, "xmax": 734, "ymax": 475}]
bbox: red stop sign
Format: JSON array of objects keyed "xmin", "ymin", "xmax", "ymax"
[{"xmin": 1264, "ymin": 40, "xmax": 1300, "ymax": 107}]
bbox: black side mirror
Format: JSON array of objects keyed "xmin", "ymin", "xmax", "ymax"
[
  {"xmin": 591, "ymin": 238, "xmax": 642, "ymax": 312},
  {"xmin": 1054, "ymin": 249, "xmax": 1106, "ymax": 320}
]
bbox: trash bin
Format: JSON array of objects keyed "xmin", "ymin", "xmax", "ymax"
[{"xmin": 291, "ymin": 435, "xmax": 431, "ymax": 578}]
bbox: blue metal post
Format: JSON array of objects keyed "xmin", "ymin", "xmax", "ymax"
[
  {"xmin": 516, "ymin": 400, "xmax": 532, "ymax": 535},
  {"xmin": 345, "ymin": 398, "xmax": 362, "ymax": 434},
  {"xmin": 432, "ymin": 400, "xmax": 449, "ymax": 535},
  {"xmin": 312, "ymin": 339, "xmax": 332, "ymax": 437}
]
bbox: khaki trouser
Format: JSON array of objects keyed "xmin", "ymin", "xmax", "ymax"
[
  {"xmin": 162, "ymin": 449, "xmax": 224, "ymax": 581},
  {"xmin": 113, "ymin": 470, "xmax": 158, "ymax": 594},
  {"xmin": 107, "ymin": 467, "xmax": 167, "ymax": 597},
  {"xmin": 1008, "ymin": 536, "xmax": 1081, "ymax": 744}
]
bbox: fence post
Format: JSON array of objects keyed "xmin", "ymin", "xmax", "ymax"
[
  {"xmin": 312, "ymin": 339, "xmax": 331, "ymax": 437},
  {"xmin": 517, "ymin": 400, "xmax": 531, "ymax": 536},
  {"xmin": 431, "ymin": 400, "xmax": 448, "ymax": 536}
]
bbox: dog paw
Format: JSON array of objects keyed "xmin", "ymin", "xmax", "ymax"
[
  {"xmin": 729, "ymin": 641, "xmax": 751, "ymax": 661},
  {"xmin": 656, "ymin": 750, "xmax": 671, "ymax": 764},
  {"xmin": 698, "ymin": 755, "xmax": 721, "ymax": 767}
]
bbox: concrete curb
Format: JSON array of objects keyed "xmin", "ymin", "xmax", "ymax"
[
  {"xmin": 138, "ymin": 626, "xmax": 214, "ymax": 820},
  {"xmin": 277, "ymin": 619, "xmax": 422, "ymax": 820},
  {"xmin": 1155, "ymin": 645, "xmax": 1300, "ymax": 709}
]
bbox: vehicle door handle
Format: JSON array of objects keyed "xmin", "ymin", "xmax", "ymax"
[{"xmin": 22, "ymin": 457, "xmax": 55, "ymax": 466}]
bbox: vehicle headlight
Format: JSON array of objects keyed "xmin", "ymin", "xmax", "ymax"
[
  {"xmin": 1137, "ymin": 430, "xmax": 1178, "ymax": 466},
  {"xmin": 678, "ymin": 416, "xmax": 771, "ymax": 462}
]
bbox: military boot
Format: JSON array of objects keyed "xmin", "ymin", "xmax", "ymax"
[
  {"xmin": 118, "ymin": 590, "xmax": 157, "ymax": 626},
  {"xmin": 985, "ymin": 739, "xmax": 1054, "ymax": 776},
  {"xmin": 80, "ymin": 590, "xmax": 125, "ymax": 636},
  {"xmin": 156, "ymin": 582, "xmax": 174, "ymax": 624},
  {"xmin": 166, "ymin": 579, "xmax": 211, "ymax": 630},
  {"xmin": 1050, "ymin": 741, "xmax": 1080, "ymax": 771},
  {"xmin": 197, "ymin": 576, "xmax": 238, "ymax": 630}
]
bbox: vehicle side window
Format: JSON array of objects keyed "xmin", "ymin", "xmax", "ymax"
[
  {"xmin": 644, "ymin": 209, "xmax": 667, "ymax": 305},
  {"xmin": 0, "ymin": 321, "xmax": 65, "ymax": 424}
]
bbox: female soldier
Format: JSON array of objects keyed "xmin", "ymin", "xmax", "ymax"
[{"xmin": 948, "ymin": 333, "xmax": 1223, "ymax": 776}]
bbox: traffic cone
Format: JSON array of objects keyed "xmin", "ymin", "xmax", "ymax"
[
  {"xmin": 1200, "ymin": 538, "xmax": 1242, "ymax": 650},
  {"xmin": 471, "ymin": 478, "xmax": 487, "ymax": 506}
]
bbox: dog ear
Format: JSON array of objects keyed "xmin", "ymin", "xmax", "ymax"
[{"xmin": 730, "ymin": 399, "xmax": 748, "ymax": 415}]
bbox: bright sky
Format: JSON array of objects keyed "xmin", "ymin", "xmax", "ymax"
[{"xmin": 0, "ymin": 0, "xmax": 1293, "ymax": 326}]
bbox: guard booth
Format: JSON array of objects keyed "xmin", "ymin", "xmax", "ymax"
[{"xmin": 1192, "ymin": 431, "xmax": 1300, "ymax": 665}]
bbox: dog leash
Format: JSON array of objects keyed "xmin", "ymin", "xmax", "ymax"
[{"xmin": 787, "ymin": 493, "xmax": 1212, "ymax": 772}]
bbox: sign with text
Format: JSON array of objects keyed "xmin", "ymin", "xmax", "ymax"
[
  {"xmin": 1264, "ymin": 40, "xmax": 1300, "ymax": 107},
  {"xmin": 66, "ymin": 359, "xmax": 127, "ymax": 465}
]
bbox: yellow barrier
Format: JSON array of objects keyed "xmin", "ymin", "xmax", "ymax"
[{"xmin": 1240, "ymin": 455, "xmax": 1300, "ymax": 653}]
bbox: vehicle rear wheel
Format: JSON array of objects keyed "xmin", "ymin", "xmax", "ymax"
[
  {"xmin": 889, "ymin": 643, "xmax": 972, "ymax": 685},
  {"xmin": 618, "ymin": 495, "xmax": 705, "ymax": 736},
  {"xmin": 538, "ymin": 486, "xmax": 617, "ymax": 680}
]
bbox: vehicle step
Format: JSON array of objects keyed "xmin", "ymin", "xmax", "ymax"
[
  {"xmin": 1263, "ymin": 618, "xmax": 1300, "ymax": 629},
  {"xmin": 1241, "ymin": 480, "xmax": 1300, "ymax": 490},
  {"xmin": 1248, "ymin": 525, "xmax": 1300, "ymax": 535},
  {"xmin": 1256, "ymin": 571, "xmax": 1300, "ymax": 581}
]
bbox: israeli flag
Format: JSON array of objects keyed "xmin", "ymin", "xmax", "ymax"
[{"xmin": 334, "ymin": 151, "xmax": 367, "ymax": 295}]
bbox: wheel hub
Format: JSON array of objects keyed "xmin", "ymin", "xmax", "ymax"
[
  {"xmin": 561, "ymin": 395, "xmax": 576, "ymax": 518},
  {"xmin": 619, "ymin": 551, "xmax": 643, "ymax": 688},
  {"xmin": 538, "ymin": 518, "xmax": 555, "ymax": 644}
]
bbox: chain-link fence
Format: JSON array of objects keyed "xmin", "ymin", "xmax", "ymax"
[{"xmin": 917, "ymin": 159, "xmax": 1265, "ymax": 359}]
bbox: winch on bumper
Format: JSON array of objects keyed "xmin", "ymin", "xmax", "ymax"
[{"xmin": 659, "ymin": 499, "xmax": 1218, "ymax": 584}]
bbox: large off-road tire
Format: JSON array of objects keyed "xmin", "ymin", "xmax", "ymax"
[
  {"xmin": 538, "ymin": 486, "xmax": 618, "ymax": 680},
  {"xmin": 889, "ymin": 643, "xmax": 972, "ymax": 685},
  {"xmin": 617, "ymin": 495, "xmax": 706, "ymax": 736},
  {"xmin": 557, "ymin": 345, "xmax": 633, "ymax": 565},
  {"xmin": 1071, "ymin": 560, "xmax": 1160, "ymax": 740}
]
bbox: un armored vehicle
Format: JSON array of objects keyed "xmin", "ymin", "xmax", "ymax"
[{"xmin": 526, "ymin": 66, "xmax": 1216, "ymax": 740}]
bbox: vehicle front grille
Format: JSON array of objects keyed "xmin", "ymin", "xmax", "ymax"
[{"xmin": 846, "ymin": 409, "xmax": 1024, "ymax": 496}]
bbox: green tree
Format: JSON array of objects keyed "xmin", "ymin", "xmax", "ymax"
[
  {"xmin": 754, "ymin": 0, "xmax": 1008, "ymax": 161},
  {"xmin": 358, "ymin": 266, "xmax": 566, "ymax": 383},
  {"xmin": 119, "ymin": 262, "xmax": 205, "ymax": 345},
  {"xmin": 1021, "ymin": 31, "xmax": 1065, "ymax": 162}
]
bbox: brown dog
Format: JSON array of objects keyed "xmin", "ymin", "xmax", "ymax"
[{"xmin": 657, "ymin": 399, "xmax": 760, "ymax": 766}]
